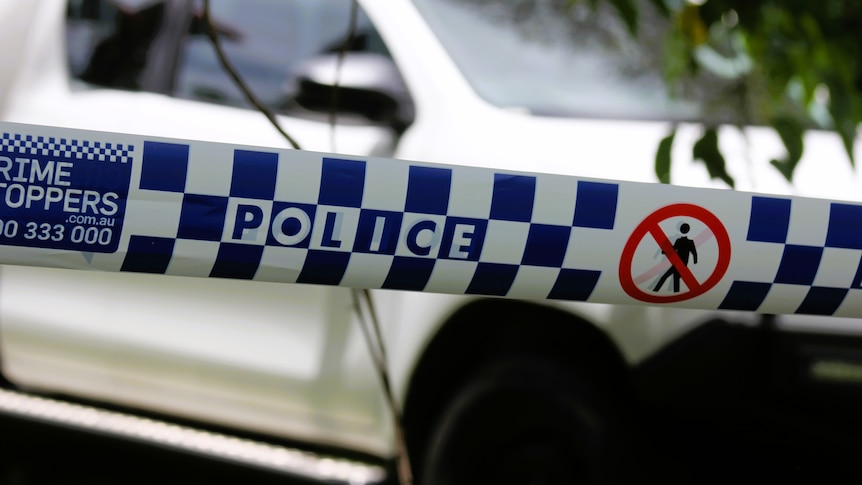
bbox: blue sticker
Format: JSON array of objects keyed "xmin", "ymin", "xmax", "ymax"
[
  {"xmin": 573, "ymin": 181, "xmax": 618, "ymax": 229},
  {"xmin": 747, "ymin": 196, "xmax": 791, "ymax": 243},
  {"xmin": 230, "ymin": 150, "xmax": 278, "ymax": 200},
  {"xmin": 141, "ymin": 141, "xmax": 187, "ymax": 193},
  {"xmin": 490, "ymin": 174, "xmax": 535, "ymax": 222},
  {"xmin": 796, "ymin": 286, "xmax": 848, "ymax": 315},
  {"xmin": 406, "ymin": 166, "xmax": 452, "ymax": 215},
  {"xmin": 466, "ymin": 262, "xmax": 519, "ymax": 296},
  {"xmin": 718, "ymin": 280, "xmax": 772, "ymax": 311},
  {"xmin": 382, "ymin": 256, "xmax": 436, "ymax": 291},
  {"xmin": 178, "ymin": 194, "xmax": 228, "ymax": 241},
  {"xmin": 0, "ymin": 132, "xmax": 134, "ymax": 253},
  {"xmin": 774, "ymin": 245, "xmax": 823, "ymax": 286},
  {"xmin": 825, "ymin": 203, "xmax": 862, "ymax": 250},
  {"xmin": 210, "ymin": 243, "xmax": 265, "ymax": 280},
  {"xmin": 121, "ymin": 235, "xmax": 174, "ymax": 274},
  {"xmin": 548, "ymin": 269, "xmax": 601, "ymax": 301},
  {"xmin": 319, "ymin": 157, "xmax": 365, "ymax": 207},
  {"xmin": 522, "ymin": 224, "xmax": 570, "ymax": 267}
]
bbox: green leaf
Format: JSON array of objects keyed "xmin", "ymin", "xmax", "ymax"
[
  {"xmin": 645, "ymin": 0, "xmax": 669, "ymax": 17},
  {"xmin": 692, "ymin": 127, "xmax": 734, "ymax": 188},
  {"xmin": 768, "ymin": 116, "xmax": 805, "ymax": 182},
  {"xmin": 655, "ymin": 129, "xmax": 676, "ymax": 184},
  {"xmin": 662, "ymin": 29, "xmax": 690, "ymax": 93},
  {"xmin": 837, "ymin": 119, "xmax": 857, "ymax": 167},
  {"xmin": 828, "ymin": 84, "xmax": 858, "ymax": 166},
  {"xmin": 609, "ymin": 0, "xmax": 639, "ymax": 35}
]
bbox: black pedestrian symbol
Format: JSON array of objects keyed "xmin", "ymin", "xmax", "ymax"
[{"xmin": 653, "ymin": 222, "xmax": 697, "ymax": 293}]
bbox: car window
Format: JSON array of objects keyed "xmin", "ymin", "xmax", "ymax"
[
  {"xmin": 66, "ymin": 0, "xmax": 393, "ymax": 114},
  {"xmin": 175, "ymin": 0, "xmax": 391, "ymax": 112},
  {"xmin": 66, "ymin": 0, "xmax": 156, "ymax": 89},
  {"xmin": 411, "ymin": 0, "xmax": 750, "ymax": 124}
]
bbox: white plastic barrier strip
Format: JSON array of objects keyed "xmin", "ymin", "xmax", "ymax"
[{"xmin": 0, "ymin": 121, "xmax": 861, "ymax": 317}]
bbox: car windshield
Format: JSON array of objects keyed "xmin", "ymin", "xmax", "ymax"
[{"xmin": 411, "ymin": 0, "xmax": 742, "ymax": 122}]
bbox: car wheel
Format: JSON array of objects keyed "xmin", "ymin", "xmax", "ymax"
[{"xmin": 418, "ymin": 355, "xmax": 635, "ymax": 485}]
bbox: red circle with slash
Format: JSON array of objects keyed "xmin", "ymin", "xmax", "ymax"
[{"xmin": 619, "ymin": 203, "xmax": 731, "ymax": 303}]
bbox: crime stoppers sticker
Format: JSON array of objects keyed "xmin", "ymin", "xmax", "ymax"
[
  {"xmin": 0, "ymin": 134, "xmax": 133, "ymax": 253},
  {"xmin": 619, "ymin": 204, "xmax": 731, "ymax": 303}
]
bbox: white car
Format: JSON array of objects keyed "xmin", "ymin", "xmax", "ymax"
[{"xmin": 1, "ymin": 0, "xmax": 862, "ymax": 483}]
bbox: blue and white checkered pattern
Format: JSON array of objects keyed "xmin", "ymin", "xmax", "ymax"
[
  {"xmin": 4, "ymin": 123, "xmax": 862, "ymax": 317},
  {"xmin": 0, "ymin": 133, "xmax": 134, "ymax": 163},
  {"xmin": 719, "ymin": 196, "xmax": 862, "ymax": 316},
  {"xmin": 117, "ymin": 140, "xmax": 862, "ymax": 317},
  {"xmin": 120, "ymin": 141, "xmax": 619, "ymax": 302}
]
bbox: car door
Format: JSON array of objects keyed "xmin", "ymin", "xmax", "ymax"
[{"xmin": 0, "ymin": 0, "xmax": 409, "ymax": 455}]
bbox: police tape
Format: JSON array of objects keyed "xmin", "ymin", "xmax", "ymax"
[{"xmin": 0, "ymin": 121, "xmax": 860, "ymax": 317}]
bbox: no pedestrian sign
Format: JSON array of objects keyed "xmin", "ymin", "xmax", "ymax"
[{"xmin": 619, "ymin": 204, "xmax": 730, "ymax": 304}]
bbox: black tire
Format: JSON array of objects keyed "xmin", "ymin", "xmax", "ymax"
[{"xmin": 419, "ymin": 355, "xmax": 636, "ymax": 485}]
